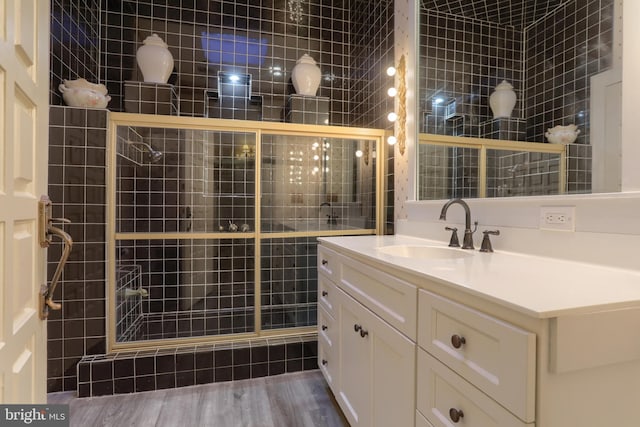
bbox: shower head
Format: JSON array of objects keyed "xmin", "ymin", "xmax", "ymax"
[
  {"xmin": 125, "ymin": 140, "xmax": 163, "ymax": 164},
  {"xmin": 147, "ymin": 147, "xmax": 163, "ymax": 164}
]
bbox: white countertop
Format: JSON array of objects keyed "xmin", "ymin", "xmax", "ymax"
[{"xmin": 318, "ymin": 234, "xmax": 640, "ymax": 318}]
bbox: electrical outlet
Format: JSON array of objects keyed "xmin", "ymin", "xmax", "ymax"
[{"xmin": 540, "ymin": 206, "xmax": 575, "ymax": 231}]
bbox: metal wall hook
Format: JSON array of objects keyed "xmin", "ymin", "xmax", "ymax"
[{"xmin": 38, "ymin": 196, "xmax": 74, "ymax": 319}]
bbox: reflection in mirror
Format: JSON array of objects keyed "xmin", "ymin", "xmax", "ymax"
[
  {"xmin": 417, "ymin": 135, "xmax": 565, "ymax": 199},
  {"xmin": 417, "ymin": 0, "xmax": 616, "ymax": 199}
]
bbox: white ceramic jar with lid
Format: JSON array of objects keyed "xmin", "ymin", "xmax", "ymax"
[
  {"xmin": 291, "ymin": 53, "xmax": 321, "ymax": 96},
  {"xmin": 136, "ymin": 33, "xmax": 174, "ymax": 84},
  {"xmin": 489, "ymin": 80, "xmax": 517, "ymax": 119}
]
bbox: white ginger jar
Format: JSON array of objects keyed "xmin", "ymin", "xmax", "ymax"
[
  {"xmin": 136, "ymin": 34, "xmax": 174, "ymax": 84},
  {"xmin": 291, "ymin": 53, "xmax": 321, "ymax": 96},
  {"xmin": 489, "ymin": 80, "xmax": 517, "ymax": 119}
]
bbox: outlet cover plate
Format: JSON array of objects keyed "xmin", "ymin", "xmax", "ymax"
[{"xmin": 540, "ymin": 206, "xmax": 575, "ymax": 231}]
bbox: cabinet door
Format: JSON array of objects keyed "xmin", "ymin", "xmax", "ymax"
[
  {"xmin": 371, "ymin": 304, "xmax": 415, "ymax": 427},
  {"xmin": 337, "ymin": 290, "xmax": 372, "ymax": 427},
  {"xmin": 337, "ymin": 287, "xmax": 416, "ymax": 427}
]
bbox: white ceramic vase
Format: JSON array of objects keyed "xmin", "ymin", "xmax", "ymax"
[
  {"xmin": 136, "ymin": 34, "xmax": 174, "ymax": 84},
  {"xmin": 291, "ymin": 53, "xmax": 321, "ymax": 96},
  {"xmin": 489, "ymin": 80, "xmax": 517, "ymax": 119}
]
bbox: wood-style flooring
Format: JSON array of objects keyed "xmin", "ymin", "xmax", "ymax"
[{"xmin": 48, "ymin": 370, "xmax": 349, "ymax": 427}]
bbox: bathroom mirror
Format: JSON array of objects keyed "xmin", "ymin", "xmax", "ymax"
[{"xmin": 416, "ymin": 0, "xmax": 620, "ymax": 199}]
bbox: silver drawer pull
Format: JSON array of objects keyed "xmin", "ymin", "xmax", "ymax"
[
  {"xmin": 449, "ymin": 408, "xmax": 464, "ymax": 423},
  {"xmin": 451, "ymin": 334, "xmax": 466, "ymax": 349}
]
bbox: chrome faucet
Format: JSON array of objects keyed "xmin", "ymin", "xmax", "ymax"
[{"xmin": 439, "ymin": 198, "xmax": 477, "ymax": 249}]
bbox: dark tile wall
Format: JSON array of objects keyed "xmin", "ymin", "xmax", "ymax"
[
  {"xmin": 123, "ymin": 81, "xmax": 179, "ymax": 115},
  {"xmin": 50, "ymin": 0, "xmax": 101, "ymax": 105},
  {"xmin": 419, "ymin": 9, "xmax": 524, "ymax": 137},
  {"xmin": 100, "ymin": 0, "xmax": 355, "ymax": 124},
  {"xmin": 77, "ymin": 336, "xmax": 318, "ymax": 397},
  {"xmin": 349, "ymin": 0, "xmax": 394, "ymax": 233},
  {"xmin": 349, "ymin": 0, "xmax": 395, "ymax": 129},
  {"xmin": 523, "ymin": 0, "xmax": 614, "ymax": 146},
  {"xmin": 47, "ymin": 106, "xmax": 108, "ymax": 392}
]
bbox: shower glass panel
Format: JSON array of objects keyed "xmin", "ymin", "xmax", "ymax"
[
  {"xmin": 260, "ymin": 134, "xmax": 377, "ymax": 330},
  {"xmin": 109, "ymin": 116, "xmax": 384, "ymax": 349},
  {"xmin": 486, "ymin": 149, "xmax": 562, "ymax": 197},
  {"xmin": 115, "ymin": 239, "xmax": 254, "ymax": 342},
  {"xmin": 261, "ymin": 135, "xmax": 377, "ymax": 232},
  {"xmin": 417, "ymin": 144, "xmax": 480, "ymax": 199},
  {"xmin": 116, "ymin": 126, "xmax": 256, "ymax": 234},
  {"xmin": 115, "ymin": 125, "xmax": 257, "ymax": 343},
  {"xmin": 261, "ymin": 237, "xmax": 318, "ymax": 330}
]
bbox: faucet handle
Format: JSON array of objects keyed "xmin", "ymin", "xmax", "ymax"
[
  {"xmin": 480, "ymin": 230, "xmax": 500, "ymax": 253},
  {"xmin": 444, "ymin": 226, "xmax": 460, "ymax": 248}
]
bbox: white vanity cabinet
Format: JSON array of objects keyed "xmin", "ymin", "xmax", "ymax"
[
  {"xmin": 317, "ymin": 246, "xmax": 416, "ymax": 427},
  {"xmin": 417, "ymin": 289, "xmax": 536, "ymax": 426},
  {"xmin": 318, "ymin": 237, "xmax": 640, "ymax": 427}
]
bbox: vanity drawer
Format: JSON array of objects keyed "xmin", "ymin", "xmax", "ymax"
[
  {"xmin": 318, "ymin": 274, "xmax": 337, "ymax": 317},
  {"xmin": 318, "ymin": 304, "xmax": 337, "ymax": 389},
  {"xmin": 318, "ymin": 305, "xmax": 337, "ymax": 351},
  {"xmin": 338, "ymin": 255, "xmax": 417, "ymax": 340},
  {"xmin": 318, "ymin": 246, "xmax": 339, "ymax": 281},
  {"xmin": 417, "ymin": 349, "xmax": 533, "ymax": 426},
  {"xmin": 415, "ymin": 410, "xmax": 435, "ymax": 427},
  {"xmin": 418, "ymin": 290, "xmax": 536, "ymax": 423}
]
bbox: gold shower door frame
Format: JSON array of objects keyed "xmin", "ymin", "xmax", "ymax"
[
  {"xmin": 417, "ymin": 133, "xmax": 567, "ymax": 198},
  {"xmin": 106, "ymin": 113, "xmax": 387, "ymax": 352}
]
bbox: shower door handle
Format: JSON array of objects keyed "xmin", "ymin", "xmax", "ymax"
[{"xmin": 38, "ymin": 195, "xmax": 74, "ymax": 319}]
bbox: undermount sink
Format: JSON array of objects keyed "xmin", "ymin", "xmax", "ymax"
[{"xmin": 376, "ymin": 244, "xmax": 473, "ymax": 259}]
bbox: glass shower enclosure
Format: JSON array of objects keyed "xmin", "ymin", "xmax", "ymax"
[{"xmin": 108, "ymin": 114, "xmax": 385, "ymax": 350}]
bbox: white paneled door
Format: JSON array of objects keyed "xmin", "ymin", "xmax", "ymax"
[{"xmin": 0, "ymin": 0, "xmax": 50, "ymax": 403}]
